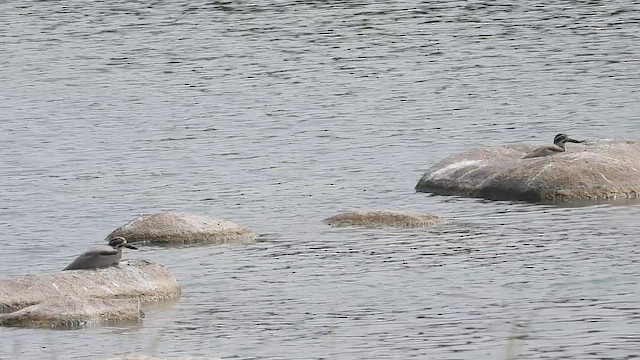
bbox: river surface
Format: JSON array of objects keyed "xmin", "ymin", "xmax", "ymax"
[{"xmin": 1, "ymin": 0, "xmax": 639, "ymax": 359}]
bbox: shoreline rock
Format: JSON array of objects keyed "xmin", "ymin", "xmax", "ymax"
[
  {"xmin": 415, "ymin": 139, "xmax": 640, "ymax": 202},
  {"xmin": 324, "ymin": 210, "xmax": 443, "ymax": 227},
  {"xmin": 106, "ymin": 211, "xmax": 257, "ymax": 245}
]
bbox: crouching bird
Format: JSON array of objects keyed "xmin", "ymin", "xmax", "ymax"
[
  {"xmin": 63, "ymin": 236, "xmax": 137, "ymax": 271},
  {"xmin": 522, "ymin": 133, "xmax": 581, "ymax": 159}
]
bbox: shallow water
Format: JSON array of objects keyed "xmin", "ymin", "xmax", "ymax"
[{"xmin": 1, "ymin": 0, "xmax": 639, "ymax": 359}]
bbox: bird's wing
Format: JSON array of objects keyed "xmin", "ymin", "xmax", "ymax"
[
  {"xmin": 96, "ymin": 248, "xmax": 118, "ymax": 256},
  {"xmin": 93, "ymin": 245, "xmax": 118, "ymax": 256},
  {"xmin": 63, "ymin": 246, "xmax": 117, "ymax": 270}
]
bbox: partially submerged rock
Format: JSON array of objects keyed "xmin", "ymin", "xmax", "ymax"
[
  {"xmin": 106, "ymin": 211, "xmax": 257, "ymax": 245},
  {"xmin": 0, "ymin": 296, "xmax": 141, "ymax": 329},
  {"xmin": 0, "ymin": 259, "xmax": 180, "ymax": 328},
  {"xmin": 324, "ymin": 210, "xmax": 443, "ymax": 227},
  {"xmin": 415, "ymin": 139, "xmax": 640, "ymax": 202}
]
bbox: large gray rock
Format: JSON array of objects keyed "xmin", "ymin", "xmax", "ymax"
[
  {"xmin": 415, "ymin": 139, "xmax": 640, "ymax": 202},
  {"xmin": 0, "ymin": 259, "xmax": 180, "ymax": 328},
  {"xmin": 106, "ymin": 211, "xmax": 257, "ymax": 245},
  {"xmin": 324, "ymin": 210, "xmax": 443, "ymax": 227}
]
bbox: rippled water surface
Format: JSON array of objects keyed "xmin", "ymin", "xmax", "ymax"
[{"xmin": 1, "ymin": 0, "xmax": 639, "ymax": 359}]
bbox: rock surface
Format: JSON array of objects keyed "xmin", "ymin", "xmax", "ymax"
[
  {"xmin": 324, "ymin": 210, "xmax": 443, "ymax": 227},
  {"xmin": 106, "ymin": 211, "xmax": 257, "ymax": 245},
  {"xmin": 0, "ymin": 259, "xmax": 180, "ymax": 328},
  {"xmin": 415, "ymin": 139, "xmax": 640, "ymax": 202}
]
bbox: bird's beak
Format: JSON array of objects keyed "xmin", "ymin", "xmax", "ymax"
[
  {"xmin": 125, "ymin": 244, "xmax": 138, "ymax": 250},
  {"xmin": 566, "ymin": 138, "xmax": 581, "ymax": 143}
]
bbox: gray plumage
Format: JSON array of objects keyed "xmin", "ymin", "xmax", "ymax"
[
  {"xmin": 522, "ymin": 133, "xmax": 581, "ymax": 159},
  {"xmin": 63, "ymin": 237, "xmax": 137, "ymax": 271}
]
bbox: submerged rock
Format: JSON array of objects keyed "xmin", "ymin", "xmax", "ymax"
[
  {"xmin": 0, "ymin": 259, "xmax": 180, "ymax": 328},
  {"xmin": 0, "ymin": 296, "xmax": 141, "ymax": 329},
  {"xmin": 415, "ymin": 139, "xmax": 640, "ymax": 202},
  {"xmin": 106, "ymin": 211, "xmax": 257, "ymax": 245},
  {"xmin": 324, "ymin": 210, "xmax": 443, "ymax": 227}
]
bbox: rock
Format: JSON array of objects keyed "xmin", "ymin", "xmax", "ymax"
[
  {"xmin": 106, "ymin": 211, "xmax": 257, "ymax": 245},
  {"xmin": 0, "ymin": 259, "xmax": 180, "ymax": 328},
  {"xmin": 415, "ymin": 139, "xmax": 640, "ymax": 202},
  {"xmin": 323, "ymin": 210, "xmax": 443, "ymax": 227},
  {"xmin": 0, "ymin": 296, "xmax": 142, "ymax": 329}
]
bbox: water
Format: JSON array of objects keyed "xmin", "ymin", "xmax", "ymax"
[{"xmin": 1, "ymin": 0, "xmax": 639, "ymax": 358}]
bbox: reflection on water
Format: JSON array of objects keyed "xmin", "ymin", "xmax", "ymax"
[{"xmin": 1, "ymin": 0, "xmax": 639, "ymax": 359}]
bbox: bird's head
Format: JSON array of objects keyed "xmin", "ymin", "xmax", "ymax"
[
  {"xmin": 554, "ymin": 133, "xmax": 581, "ymax": 147},
  {"xmin": 108, "ymin": 236, "xmax": 137, "ymax": 250}
]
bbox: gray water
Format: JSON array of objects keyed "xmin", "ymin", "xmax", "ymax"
[{"xmin": 1, "ymin": 0, "xmax": 640, "ymax": 359}]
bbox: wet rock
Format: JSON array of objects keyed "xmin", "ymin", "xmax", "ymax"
[
  {"xmin": 415, "ymin": 139, "xmax": 640, "ymax": 202},
  {"xmin": 324, "ymin": 210, "xmax": 443, "ymax": 227},
  {"xmin": 0, "ymin": 259, "xmax": 180, "ymax": 328},
  {"xmin": 0, "ymin": 296, "xmax": 141, "ymax": 329},
  {"xmin": 106, "ymin": 211, "xmax": 257, "ymax": 245}
]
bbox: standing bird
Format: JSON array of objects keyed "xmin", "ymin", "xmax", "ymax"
[
  {"xmin": 522, "ymin": 133, "xmax": 581, "ymax": 159},
  {"xmin": 63, "ymin": 236, "xmax": 137, "ymax": 271}
]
